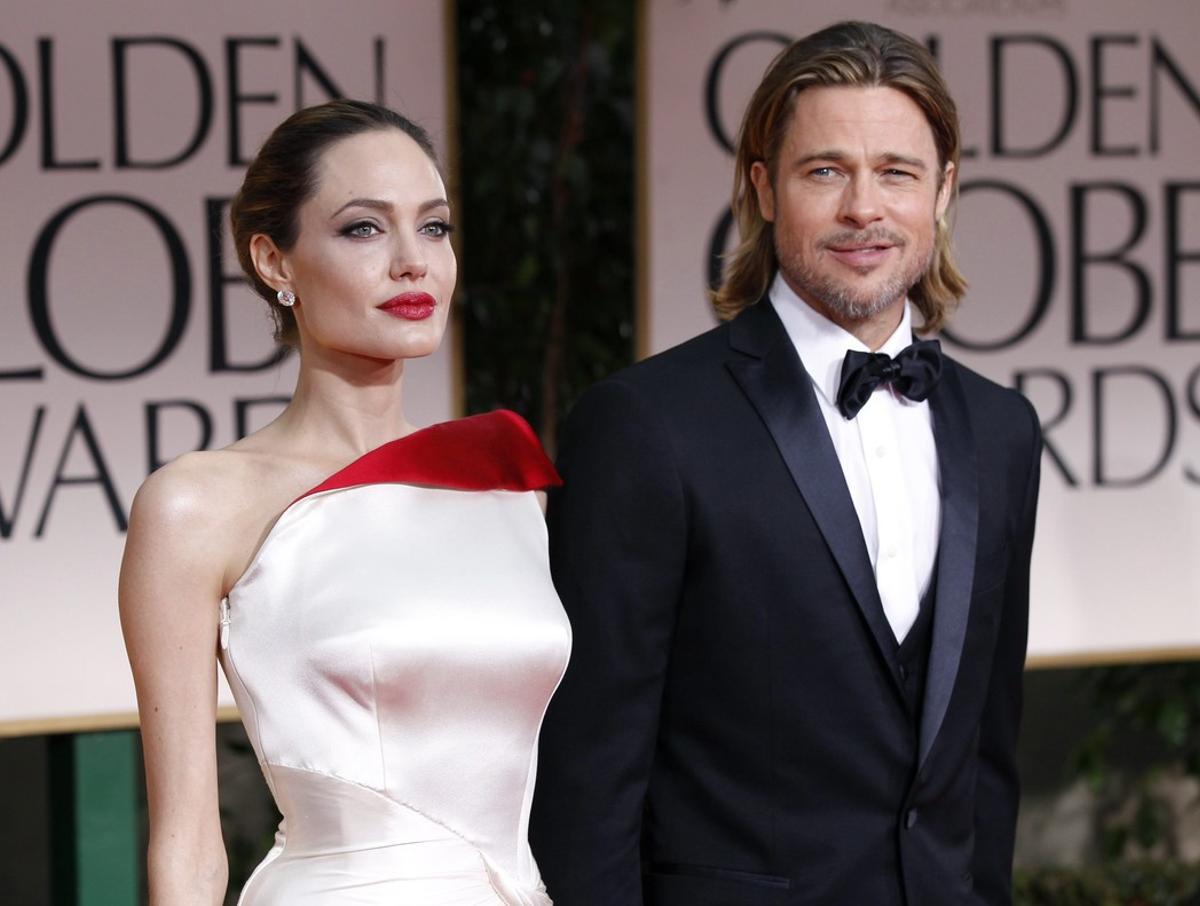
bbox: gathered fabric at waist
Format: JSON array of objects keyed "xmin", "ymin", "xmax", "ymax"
[{"xmin": 238, "ymin": 765, "xmax": 551, "ymax": 906}]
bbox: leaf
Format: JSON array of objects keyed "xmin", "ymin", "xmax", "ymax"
[
  {"xmin": 1133, "ymin": 793, "xmax": 1166, "ymax": 850},
  {"xmin": 1156, "ymin": 700, "xmax": 1191, "ymax": 749}
]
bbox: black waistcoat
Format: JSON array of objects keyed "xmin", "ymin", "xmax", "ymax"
[{"xmin": 892, "ymin": 568, "xmax": 937, "ymax": 724}]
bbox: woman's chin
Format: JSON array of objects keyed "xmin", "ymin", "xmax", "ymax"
[{"xmin": 395, "ymin": 333, "xmax": 445, "ymax": 360}]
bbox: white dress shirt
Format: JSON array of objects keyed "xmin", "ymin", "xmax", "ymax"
[{"xmin": 770, "ymin": 272, "xmax": 942, "ymax": 642}]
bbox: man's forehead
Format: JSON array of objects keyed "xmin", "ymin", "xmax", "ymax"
[{"xmin": 782, "ymin": 86, "xmax": 940, "ymax": 158}]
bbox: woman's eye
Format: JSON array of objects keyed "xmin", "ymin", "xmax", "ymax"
[
  {"xmin": 342, "ymin": 221, "xmax": 380, "ymax": 238},
  {"xmin": 421, "ymin": 219, "xmax": 455, "ymax": 238}
]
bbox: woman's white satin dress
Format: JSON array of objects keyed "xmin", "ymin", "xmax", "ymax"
[{"xmin": 217, "ymin": 411, "xmax": 570, "ymax": 905}]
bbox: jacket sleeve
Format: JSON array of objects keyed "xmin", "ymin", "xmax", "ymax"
[
  {"xmin": 530, "ymin": 377, "xmax": 687, "ymax": 906},
  {"xmin": 972, "ymin": 395, "xmax": 1042, "ymax": 905}
]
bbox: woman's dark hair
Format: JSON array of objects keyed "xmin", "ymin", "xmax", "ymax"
[{"xmin": 230, "ymin": 99, "xmax": 439, "ymax": 345}]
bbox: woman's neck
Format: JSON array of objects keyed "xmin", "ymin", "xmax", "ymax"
[{"xmin": 272, "ymin": 349, "xmax": 414, "ymax": 458}]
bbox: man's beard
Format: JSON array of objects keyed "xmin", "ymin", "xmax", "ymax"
[{"xmin": 775, "ymin": 226, "xmax": 934, "ymax": 324}]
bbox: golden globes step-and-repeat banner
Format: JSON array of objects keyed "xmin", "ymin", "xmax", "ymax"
[
  {"xmin": 640, "ymin": 0, "xmax": 1199, "ymax": 664},
  {"xmin": 0, "ymin": 0, "xmax": 454, "ymax": 735}
]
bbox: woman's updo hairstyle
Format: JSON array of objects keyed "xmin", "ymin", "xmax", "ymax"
[{"xmin": 230, "ymin": 99, "xmax": 439, "ymax": 345}]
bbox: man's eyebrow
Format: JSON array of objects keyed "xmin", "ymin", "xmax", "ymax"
[
  {"xmin": 878, "ymin": 153, "xmax": 928, "ymax": 171},
  {"xmin": 790, "ymin": 151, "xmax": 930, "ymax": 171},
  {"xmin": 329, "ymin": 197, "xmax": 450, "ymax": 219},
  {"xmin": 792, "ymin": 150, "xmax": 851, "ymax": 167}
]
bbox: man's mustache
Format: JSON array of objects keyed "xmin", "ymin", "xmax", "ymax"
[{"xmin": 820, "ymin": 228, "xmax": 908, "ymax": 250}]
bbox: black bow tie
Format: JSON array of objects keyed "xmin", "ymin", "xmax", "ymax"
[{"xmin": 836, "ymin": 339, "xmax": 943, "ymax": 419}]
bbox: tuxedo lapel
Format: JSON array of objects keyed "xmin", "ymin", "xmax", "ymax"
[
  {"xmin": 726, "ymin": 302, "xmax": 902, "ymax": 684},
  {"xmin": 918, "ymin": 361, "xmax": 979, "ymax": 767}
]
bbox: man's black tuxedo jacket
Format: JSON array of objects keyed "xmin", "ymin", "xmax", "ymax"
[{"xmin": 530, "ymin": 299, "xmax": 1042, "ymax": 906}]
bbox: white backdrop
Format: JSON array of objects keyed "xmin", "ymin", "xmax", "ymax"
[
  {"xmin": 0, "ymin": 0, "xmax": 454, "ymax": 733},
  {"xmin": 641, "ymin": 0, "xmax": 1200, "ymax": 664}
]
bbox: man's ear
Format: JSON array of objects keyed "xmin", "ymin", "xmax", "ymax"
[
  {"xmin": 248, "ymin": 234, "xmax": 292, "ymax": 293},
  {"xmin": 935, "ymin": 160, "xmax": 955, "ymax": 223},
  {"xmin": 749, "ymin": 161, "xmax": 776, "ymax": 222}
]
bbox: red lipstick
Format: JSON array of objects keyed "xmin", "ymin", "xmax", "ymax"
[{"xmin": 378, "ymin": 292, "xmax": 436, "ymax": 321}]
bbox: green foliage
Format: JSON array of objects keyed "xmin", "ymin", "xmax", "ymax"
[
  {"xmin": 456, "ymin": 0, "xmax": 636, "ymax": 449},
  {"xmin": 1015, "ymin": 862, "xmax": 1200, "ymax": 906},
  {"xmin": 1086, "ymin": 664, "xmax": 1200, "ymax": 776},
  {"xmin": 1074, "ymin": 662, "xmax": 1200, "ymax": 860}
]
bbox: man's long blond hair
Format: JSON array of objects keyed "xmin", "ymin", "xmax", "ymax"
[{"xmin": 711, "ymin": 21, "xmax": 966, "ymax": 334}]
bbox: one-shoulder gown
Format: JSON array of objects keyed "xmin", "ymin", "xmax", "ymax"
[{"xmin": 217, "ymin": 410, "xmax": 571, "ymax": 905}]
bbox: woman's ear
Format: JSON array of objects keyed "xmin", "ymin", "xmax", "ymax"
[{"xmin": 249, "ymin": 233, "xmax": 291, "ymax": 293}]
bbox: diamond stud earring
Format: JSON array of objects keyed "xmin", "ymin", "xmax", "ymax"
[{"xmin": 276, "ymin": 289, "xmax": 296, "ymax": 307}]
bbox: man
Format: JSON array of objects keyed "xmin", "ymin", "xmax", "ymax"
[{"xmin": 530, "ymin": 20, "xmax": 1041, "ymax": 906}]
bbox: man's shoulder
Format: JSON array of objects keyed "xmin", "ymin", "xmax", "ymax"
[
  {"xmin": 944, "ymin": 353, "xmax": 1039, "ymax": 433},
  {"xmin": 564, "ymin": 320, "xmax": 736, "ymax": 436},
  {"xmin": 623, "ymin": 320, "xmax": 733, "ymax": 379},
  {"xmin": 945, "ymin": 354, "xmax": 1020, "ymax": 404},
  {"xmin": 604, "ymin": 320, "xmax": 733, "ymax": 393}
]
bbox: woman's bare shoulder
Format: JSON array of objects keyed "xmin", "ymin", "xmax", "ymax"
[
  {"xmin": 131, "ymin": 448, "xmax": 279, "ymax": 532},
  {"xmin": 130, "ymin": 448, "xmax": 299, "ymax": 576}
]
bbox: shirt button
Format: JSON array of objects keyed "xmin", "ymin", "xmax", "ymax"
[
  {"xmin": 887, "ymin": 546, "xmax": 898, "ymax": 559},
  {"xmin": 875, "ymin": 445, "xmax": 887, "ymax": 458},
  {"xmin": 905, "ymin": 808, "xmax": 919, "ymax": 829}
]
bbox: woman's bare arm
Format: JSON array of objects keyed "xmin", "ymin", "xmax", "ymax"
[{"xmin": 119, "ymin": 456, "xmax": 233, "ymax": 906}]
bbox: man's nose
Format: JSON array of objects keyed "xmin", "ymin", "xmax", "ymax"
[{"xmin": 838, "ymin": 175, "xmax": 883, "ymax": 228}]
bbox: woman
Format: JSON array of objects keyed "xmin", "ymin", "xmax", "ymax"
[{"xmin": 119, "ymin": 100, "xmax": 569, "ymax": 905}]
